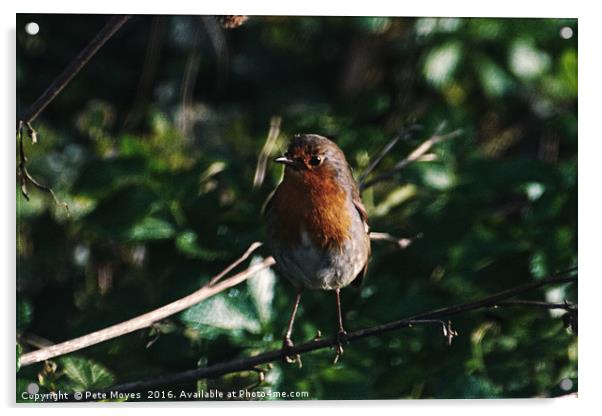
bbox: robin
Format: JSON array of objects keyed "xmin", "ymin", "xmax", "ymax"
[{"xmin": 264, "ymin": 133, "xmax": 371, "ymax": 365}]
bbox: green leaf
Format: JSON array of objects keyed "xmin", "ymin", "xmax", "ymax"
[
  {"xmin": 73, "ymin": 157, "xmax": 148, "ymax": 198},
  {"xmin": 420, "ymin": 164, "xmax": 455, "ymax": 190},
  {"xmin": 247, "ymin": 256, "xmax": 276, "ymax": 324},
  {"xmin": 509, "ymin": 38, "xmax": 551, "ymax": 81},
  {"xmin": 17, "ymin": 378, "xmax": 37, "ymax": 403},
  {"xmin": 423, "ymin": 42, "xmax": 462, "ymax": 88},
  {"xmin": 476, "ymin": 57, "xmax": 513, "ymax": 97},
  {"xmin": 83, "ymin": 185, "xmax": 158, "ymax": 240},
  {"xmin": 180, "ymin": 291, "xmax": 261, "ymax": 336},
  {"xmin": 175, "ymin": 230, "xmax": 229, "ymax": 260},
  {"xmin": 17, "ymin": 299, "xmax": 33, "ymax": 334},
  {"xmin": 127, "ymin": 217, "xmax": 175, "ymax": 241},
  {"xmin": 58, "ymin": 356, "xmax": 115, "ymax": 391},
  {"xmin": 16, "ymin": 343, "xmax": 22, "ymax": 372},
  {"xmin": 560, "ymin": 48, "xmax": 577, "ymax": 96}
]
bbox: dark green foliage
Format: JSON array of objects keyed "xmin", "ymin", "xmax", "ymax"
[{"xmin": 16, "ymin": 15, "xmax": 577, "ymax": 400}]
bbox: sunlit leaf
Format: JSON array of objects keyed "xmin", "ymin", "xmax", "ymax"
[
  {"xmin": 127, "ymin": 217, "xmax": 175, "ymax": 241},
  {"xmin": 59, "ymin": 356, "xmax": 115, "ymax": 391},
  {"xmin": 180, "ymin": 292, "xmax": 261, "ymax": 335},
  {"xmin": 247, "ymin": 256, "xmax": 276, "ymax": 324},
  {"xmin": 509, "ymin": 39, "xmax": 551, "ymax": 80},
  {"xmin": 175, "ymin": 231, "xmax": 229, "ymax": 260},
  {"xmin": 423, "ymin": 42, "xmax": 462, "ymax": 88}
]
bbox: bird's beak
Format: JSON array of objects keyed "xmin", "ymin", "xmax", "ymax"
[{"xmin": 274, "ymin": 156, "xmax": 296, "ymax": 167}]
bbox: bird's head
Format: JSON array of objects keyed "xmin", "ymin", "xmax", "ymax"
[{"xmin": 275, "ymin": 134, "xmax": 348, "ymax": 182}]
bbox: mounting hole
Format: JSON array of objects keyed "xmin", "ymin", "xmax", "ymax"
[
  {"xmin": 560, "ymin": 378, "xmax": 573, "ymax": 391},
  {"xmin": 25, "ymin": 22, "xmax": 39, "ymax": 36},
  {"xmin": 560, "ymin": 26, "xmax": 573, "ymax": 40}
]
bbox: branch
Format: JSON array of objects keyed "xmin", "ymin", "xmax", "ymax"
[
  {"xmin": 19, "ymin": 243, "xmax": 274, "ymax": 367},
  {"xmin": 360, "ymin": 127, "xmax": 463, "ymax": 190},
  {"xmin": 18, "ymin": 15, "xmax": 131, "ymax": 125},
  {"xmin": 493, "ymin": 300, "xmax": 576, "ymax": 311},
  {"xmin": 357, "ymin": 124, "xmax": 421, "ymax": 185},
  {"xmin": 97, "ymin": 269, "xmax": 576, "ymax": 395},
  {"xmin": 178, "ymin": 23, "xmax": 202, "ymax": 137},
  {"xmin": 17, "ymin": 15, "xmax": 130, "ymax": 208},
  {"xmin": 122, "ymin": 16, "xmax": 166, "ymax": 130},
  {"xmin": 253, "ymin": 116, "xmax": 282, "ymax": 188},
  {"xmin": 17, "ymin": 122, "xmax": 70, "ymax": 213},
  {"xmin": 368, "ymin": 231, "xmax": 421, "ymax": 249},
  {"xmin": 18, "ymin": 233, "xmax": 408, "ymax": 367}
]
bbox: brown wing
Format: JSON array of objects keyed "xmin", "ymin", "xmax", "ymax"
[{"xmin": 351, "ymin": 183, "xmax": 371, "ymax": 288}]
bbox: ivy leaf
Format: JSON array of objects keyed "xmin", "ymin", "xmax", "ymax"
[
  {"xmin": 58, "ymin": 356, "xmax": 115, "ymax": 391},
  {"xmin": 17, "ymin": 299, "xmax": 33, "ymax": 334},
  {"xmin": 180, "ymin": 291, "xmax": 261, "ymax": 338},
  {"xmin": 127, "ymin": 217, "xmax": 175, "ymax": 241},
  {"xmin": 83, "ymin": 185, "xmax": 158, "ymax": 240},
  {"xmin": 175, "ymin": 230, "xmax": 229, "ymax": 260},
  {"xmin": 247, "ymin": 256, "xmax": 276, "ymax": 324}
]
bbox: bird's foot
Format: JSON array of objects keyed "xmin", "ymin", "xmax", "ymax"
[
  {"xmin": 333, "ymin": 330, "xmax": 348, "ymax": 364},
  {"xmin": 281, "ymin": 337, "xmax": 302, "ymax": 368}
]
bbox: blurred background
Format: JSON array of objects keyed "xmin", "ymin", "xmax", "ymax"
[{"xmin": 16, "ymin": 14, "xmax": 577, "ymax": 400}]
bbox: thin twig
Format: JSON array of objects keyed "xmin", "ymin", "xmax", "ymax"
[
  {"xmin": 178, "ymin": 23, "xmax": 202, "ymax": 137},
  {"xmin": 207, "ymin": 242, "xmax": 264, "ymax": 286},
  {"xmin": 494, "ymin": 300, "xmax": 576, "ymax": 310},
  {"xmin": 93, "ymin": 269, "xmax": 576, "ymax": 395},
  {"xmin": 123, "ymin": 16, "xmax": 166, "ymax": 130},
  {"xmin": 18, "ymin": 15, "xmax": 131, "ymax": 125},
  {"xmin": 253, "ymin": 116, "xmax": 282, "ymax": 188},
  {"xmin": 369, "ymin": 231, "xmax": 421, "ymax": 249},
  {"xmin": 19, "ymin": 243, "xmax": 274, "ymax": 367},
  {"xmin": 18, "ymin": 333, "xmax": 54, "ymax": 350},
  {"xmin": 201, "ymin": 15, "xmax": 229, "ymax": 93},
  {"xmin": 19, "ymin": 233, "xmax": 411, "ymax": 367},
  {"xmin": 17, "ymin": 122, "xmax": 70, "ymax": 214},
  {"xmin": 357, "ymin": 125, "xmax": 421, "ymax": 185},
  {"xmin": 17, "ymin": 15, "xmax": 130, "ymax": 208},
  {"xmin": 361, "ymin": 128, "xmax": 463, "ymax": 190}
]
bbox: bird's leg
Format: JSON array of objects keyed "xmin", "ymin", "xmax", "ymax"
[
  {"xmin": 281, "ymin": 289, "xmax": 302, "ymax": 367},
  {"xmin": 333, "ymin": 288, "xmax": 348, "ymax": 364}
]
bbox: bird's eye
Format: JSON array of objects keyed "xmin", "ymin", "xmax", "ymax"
[{"xmin": 309, "ymin": 155, "xmax": 322, "ymax": 166}]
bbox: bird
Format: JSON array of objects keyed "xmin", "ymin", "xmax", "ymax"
[{"xmin": 264, "ymin": 133, "xmax": 371, "ymax": 365}]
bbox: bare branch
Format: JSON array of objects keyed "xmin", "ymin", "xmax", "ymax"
[
  {"xmin": 19, "ymin": 243, "xmax": 274, "ymax": 367},
  {"xmin": 369, "ymin": 231, "xmax": 421, "ymax": 249},
  {"xmin": 178, "ymin": 24, "xmax": 202, "ymax": 137},
  {"xmin": 208, "ymin": 241, "xmax": 264, "ymax": 286},
  {"xmin": 122, "ymin": 16, "xmax": 167, "ymax": 130},
  {"xmin": 201, "ymin": 15, "xmax": 230, "ymax": 93},
  {"xmin": 17, "ymin": 122, "xmax": 70, "ymax": 214},
  {"xmin": 253, "ymin": 116, "xmax": 282, "ymax": 188},
  {"xmin": 493, "ymin": 300, "xmax": 576, "ymax": 311},
  {"xmin": 18, "ymin": 15, "xmax": 131, "ymax": 125},
  {"xmin": 93, "ymin": 269, "xmax": 576, "ymax": 396},
  {"xmin": 19, "ymin": 232, "xmax": 413, "ymax": 367},
  {"xmin": 361, "ymin": 128, "xmax": 463, "ymax": 190},
  {"xmin": 17, "ymin": 15, "xmax": 130, "ymax": 208},
  {"xmin": 357, "ymin": 125, "xmax": 421, "ymax": 185}
]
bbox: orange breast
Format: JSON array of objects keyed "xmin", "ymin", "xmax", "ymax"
[{"xmin": 270, "ymin": 170, "xmax": 351, "ymax": 250}]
